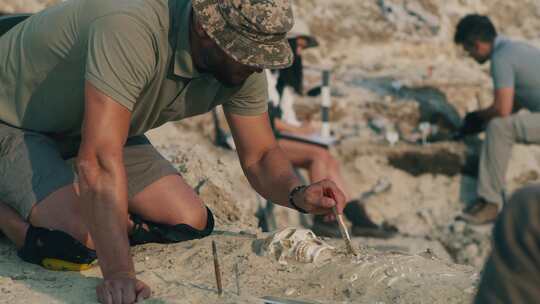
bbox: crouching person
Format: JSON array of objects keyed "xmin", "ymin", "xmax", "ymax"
[{"xmin": 0, "ymin": 0, "xmax": 347, "ymax": 303}]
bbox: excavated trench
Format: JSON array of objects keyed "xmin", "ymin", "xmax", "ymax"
[{"xmin": 387, "ymin": 147, "xmax": 466, "ymax": 177}]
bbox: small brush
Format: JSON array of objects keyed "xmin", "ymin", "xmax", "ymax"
[{"xmin": 327, "ymin": 190, "xmax": 357, "ymax": 256}]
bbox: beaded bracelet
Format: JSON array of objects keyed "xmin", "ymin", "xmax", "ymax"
[{"xmin": 288, "ymin": 185, "xmax": 308, "ymax": 214}]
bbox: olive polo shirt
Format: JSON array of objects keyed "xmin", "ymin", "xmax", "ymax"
[{"xmin": 0, "ymin": 0, "xmax": 268, "ymax": 137}]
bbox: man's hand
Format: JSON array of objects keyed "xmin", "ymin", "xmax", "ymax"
[
  {"xmin": 456, "ymin": 87, "xmax": 515, "ymax": 139},
  {"xmin": 459, "ymin": 110, "xmax": 486, "ymax": 136},
  {"xmin": 96, "ymin": 274, "xmax": 151, "ymax": 304},
  {"xmin": 292, "ymin": 179, "xmax": 347, "ymax": 220}
]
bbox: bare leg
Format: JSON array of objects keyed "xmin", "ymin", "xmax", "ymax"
[
  {"xmin": 1, "ymin": 173, "xmax": 207, "ymax": 253},
  {"xmin": 0, "ymin": 202, "xmax": 28, "ymax": 248},
  {"xmin": 0, "ymin": 184, "xmax": 91, "ymax": 250},
  {"xmin": 28, "ymin": 183, "xmax": 94, "ymax": 248},
  {"xmin": 31, "ymin": 174, "xmax": 206, "ymax": 243},
  {"xmin": 278, "ymin": 139, "xmax": 351, "ymax": 201},
  {"xmin": 128, "ymin": 174, "xmax": 207, "ymax": 230}
]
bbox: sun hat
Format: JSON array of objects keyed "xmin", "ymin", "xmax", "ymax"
[{"xmin": 192, "ymin": 0, "xmax": 295, "ymax": 69}]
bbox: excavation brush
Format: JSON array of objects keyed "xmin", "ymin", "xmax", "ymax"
[{"xmin": 327, "ymin": 190, "xmax": 357, "ymax": 256}]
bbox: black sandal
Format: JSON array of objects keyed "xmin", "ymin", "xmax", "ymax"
[
  {"xmin": 129, "ymin": 207, "xmax": 214, "ymax": 246},
  {"xmin": 17, "ymin": 226, "xmax": 96, "ymax": 271},
  {"xmin": 344, "ymin": 200, "xmax": 398, "ymax": 239}
]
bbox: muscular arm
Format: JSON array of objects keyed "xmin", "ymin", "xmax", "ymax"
[
  {"xmin": 478, "ymin": 88, "xmax": 515, "ymax": 121},
  {"xmin": 77, "ymin": 82, "xmax": 132, "ymax": 278},
  {"xmin": 225, "ymin": 111, "xmax": 346, "ymax": 214},
  {"xmin": 227, "ymin": 112, "xmax": 299, "ymax": 205}
]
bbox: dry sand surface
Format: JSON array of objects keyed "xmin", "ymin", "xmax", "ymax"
[
  {"xmin": 2, "ymin": 0, "xmax": 540, "ymax": 303},
  {"xmin": 0, "ymin": 233, "xmax": 478, "ymax": 304}
]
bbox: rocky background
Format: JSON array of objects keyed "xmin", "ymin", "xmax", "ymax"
[{"xmin": 291, "ymin": 0, "xmax": 540, "ymax": 269}]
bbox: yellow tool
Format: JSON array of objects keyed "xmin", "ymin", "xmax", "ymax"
[{"xmin": 42, "ymin": 258, "xmax": 95, "ymax": 271}]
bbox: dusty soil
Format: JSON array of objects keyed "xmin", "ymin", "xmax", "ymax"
[{"xmin": 0, "ymin": 232, "xmax": 478, "ymax": 304}]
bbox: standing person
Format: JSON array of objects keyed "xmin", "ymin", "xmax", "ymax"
[
  {"xmin": 0, "ymin": 0, "xmax": 347, "ymax": 303},
  {"xmin": 454, "ymin": 14, "xmax": 540, "ymax": 225}
]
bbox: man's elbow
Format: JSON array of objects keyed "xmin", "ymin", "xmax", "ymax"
[{"xmin": 240, "ymin": 144, "xmax": 279, "ymax": 171}]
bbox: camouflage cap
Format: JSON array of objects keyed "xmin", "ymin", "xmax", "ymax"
[{"xmin": 192, "ymin": 0, "xmax": 294, "ymax": 69}]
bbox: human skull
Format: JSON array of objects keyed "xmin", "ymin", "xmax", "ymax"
[{"xmin": 264, "ymin": 228, "xmax": 335, "ymax": 265}]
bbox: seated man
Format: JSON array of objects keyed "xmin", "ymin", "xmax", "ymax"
[
  {"xmin": 274, "ymin": 117, "xmax": 396, "ymax": 238},
  {"xmin": 269, "ymin": 20, "xmax": 396, "ymax": 239},
  {"xmin": 474, "ymin": 185, "xmax": 540, "ymax": 303},
  {"xmin": 454, "ymin": 14, "xmax": 540, "ymax": 224},
  {"xmin": 0, "ymin": 1, "xmax": 347, "ymax": 303}
]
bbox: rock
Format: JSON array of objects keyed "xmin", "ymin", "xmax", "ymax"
[
  {"xmin": 452, "ymin": 221, "xmax": 467, "ymax": 234},
  {"xmin": 285, "ymin": 287, "xmax": 297, "ymax": 296},
  {"xmin": 464, "ymin": 243, "xmax": 479, "ymax": 258},
  {"xmin": 377, "ymin": 0, "xmax": 441, "ymax": 35},
  {"xmin": 352, "ymin": 77, "xmax": 462, "ymax": 133}
]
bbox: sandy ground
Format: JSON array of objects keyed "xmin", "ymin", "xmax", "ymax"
[
  {"xmin": 0, "ymin": 233, "xmax": 478, "ymax": 304},
  {"xmin": 2, "ymin": 0, "xmax": 540, "ymax": 303}
]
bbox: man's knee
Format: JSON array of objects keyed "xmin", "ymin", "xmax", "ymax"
[
  {"xmin": 28, "ymin": 185, "xmax": 90, "ymax": 246},
  {"xmin": 179, "ymin": 203, "xmax": 209, "ymax": 231},
  {"xmin": 129, "ymin": 207, "xmax": 214, "ymax": 246}
]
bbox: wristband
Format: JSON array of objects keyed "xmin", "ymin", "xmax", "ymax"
[{"xmin": 288, "ymin": 185, "xmax": 308, "ymax": 214}]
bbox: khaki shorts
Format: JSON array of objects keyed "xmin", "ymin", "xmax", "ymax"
[{"xmin": 0, "ymin": 123, "xmax": 178, "ymax": 220}]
